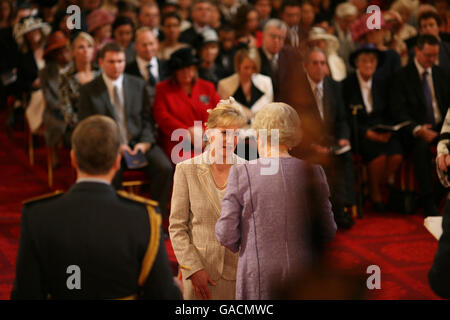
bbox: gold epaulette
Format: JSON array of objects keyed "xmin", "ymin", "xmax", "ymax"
[
  {"xmin": 22, "ymin": 190, "xmax": 64, "ymax": 205},
  {"xmin": 116, "ymin": 190, "xmax": 159, "ymax": 208}
]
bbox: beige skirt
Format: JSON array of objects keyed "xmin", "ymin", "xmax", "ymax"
[{"xmin": 182, "ymin": 277, "xmax": 236, "ymax": 300}]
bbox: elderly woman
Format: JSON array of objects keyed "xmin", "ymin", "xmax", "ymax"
[
  {"xmin": 169, "ymin": 98, "xmax": 248, "ymax": 300},
  {"xmin": 59, "ymin": 32, "xmax": 100, "ymax": 138},
  {"xmin": 343, "ymin": 45, "xmax": 403, "ymax": 212},
  {"xmin": 216, "ymin": 102, "xmax": 337, "ymax": 300},
  {"xmin": 153, "ymin": 47, "xmax": 220, "ymax": 163},
  {"xmin": 217, "ymin": 48, "xmax": 273, "ymax": 121}
]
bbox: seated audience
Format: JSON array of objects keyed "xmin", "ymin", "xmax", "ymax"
[
  {"xmin": 59, "ymin": 32, "xmax": 100, "ymax": 139},
  {"xmin": 216, "ymin": 102, "xmax": 337, "ymax": 300},
  {"xmin": 169, "ymin": 99, "xmax": 247, "ymax": 300},
  {"xmin": 390, "ymin": 34, "xmax": 450, "ymax": 216},
  {"xmin": 138, "ymin": 2, "xmax": 163, "ymax": 41},
  {"xmin": 232, "ymin": 4, "xmax": 261, "ymax": 48},
  {"xmin": 215, "ymin": 24, "xmax": 238, "ymax": 80},
  {"xmin": 197, "ymin": 28, "xmax": 221, "ymax": 86},
  {"xmin": 304, "ymin": 47, "xmax": 355, "ymax": 228},
  {"xmin": 125, "ymin": 27, "xmax": 170, "ymax": 106},
  {"xmin": 112, "ymin": 15, "xmax": 136, "ymax": 64},
  {"xmin": 254, "ymin": 0, "xmax": 272, "ymax": 29},
  {"xmin": 217, "ymin": 48, "xmax": 273, "ymax": 121},
  {"xmin": 40, "ymin": 31, "xmax": 71, "ymax": 157},
  {"xmin": 280, "ymin": 0, "xmax": 302, "ymax": 48},
  {"xmin": 11, "ymin": 115, "xmax": 181, "ymax": 300},
  {"xmin": 332, "ymin": 2, "xmax": 358, "ymax": 71},
  {"xmin": 179, "ymin": 0, "xmax": 215, "ymax": 51},
  {"xmin": 86, "ymin": 8, "xmax": 114, "ymax": 61},
  {"xmin": 78, "ymin": 42, "xmax": 173, "ymax": 219},
  {"xmin": 157, "ymin": 12, "xmax": 188, "ymax": 60},
  {"xmin": 153, "ymin": 47, "xmax": 220, "ymax": 163},
  {"xmin": 343, "ymin": 44, "xmax": 403, "ymax": 212},
  {"xmin": 258, "ymin": 18, "xmax": 287, "ymax": 97}
]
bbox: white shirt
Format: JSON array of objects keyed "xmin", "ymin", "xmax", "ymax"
[
  {"xmin": 136, "ymin": 55, "xmax": 159, "ymax": 82},
  {"xmin": 307, "ymin": 74, "xmax": 324, "ymax": 120},
  {"xmin": 356, "ymin": 70, "xmax": 373, "ymax": 114},
  {"xmin": 76, "ymin": 177, "xmax": 110, "ymax": 185},
  {"xmin": 414, "ymin": 58, "xmax": 442, "ymax": 124},
  {"xmin": 102, "ymin": 72, "xmax": 124, "ymax": 106}
]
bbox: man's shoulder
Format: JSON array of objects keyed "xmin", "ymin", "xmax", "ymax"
[
  {"xmin": 80, "ymin": 74, "xmax": 103, "ymax": 91},
  {"xmin": 22, "ymin": 190, "xmax": 65, "ymax": 208},
  {"xmin": 116, "ymin": 190, "xmax": 158, "ymax": 210}
]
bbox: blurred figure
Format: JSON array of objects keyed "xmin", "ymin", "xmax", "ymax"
[
  {"xmin": 117, "ymin": 1, "xmax": 138, "ymax": 27},
  {"xmin": 332, "ymin": 2, "xmax": 358, "ymax": 71},
  {"xmin": 351, "ymin": 13, "xmax": 402, "ymax": 81},
  {"xmin": 215, "ymin": 24, "xmax": 237, "ymax": 79},
  {"xmin": 232, "ymin": 4, "xmax": 261, "ymax": 48},
  {"xmin": 86, "ymin": 8, "xmax": 114, "ymax": 60},
  {"xmin": 307, "ymin": 26, "xmax": 346, "ymax": 81},
  {"xmin": 158, "ymin": 12, "xmax": 188, "ymax": 60},
  {"xmin": 280, "ymin": 0, "xmax": 301, "ymax": 48},
  {"xmin": 179, "ymin": 0, "xmax": 214, "ymax": 51},
  {"xmin": 169, "ymin": 99, "xmax": 247, "ymax": 300},
  {"xmin": 216, "ymin": 102, "xmax": 337, "ymax": 300},
  {"xmin": 59, "ymin": 32, "xmax": 100, "ymax": 137},
  {"xmin": 0, "ymin": 0, "xmax": 13, "ymax": 29},
  {"xmin": 153, "ymin": 47, "xmax": 220, "ymax": 163},
  {"xmin": 304, "ymin": 47, "xmax": 355, "ymax": 228},
  {"xmin": 218, "ymin": 0, "xmax": 240, "ymax": 24},
  {"xmin": 11, "ymin": 115, "xmax": 182, "ymax": 300},
  {"xmin": 343, "ymin": 45, "xmax": 403, "ymax": 212},
  {"xmin": 218, "ymin": 48, "xmax": 273, "ymax": 120},
  {"xmin": 254, "ymin": 0, "xmax": 272, "ymax": 29},
  {"xmin": 429, "ymin": 108, "xmax": 450, "ymax": 299},
  {"xmin": 299, "ymin": 0, "xmax": 316, "ymax": 34},
  {"xmin": 257, "ymin": 18, "xmax": 286, "ymax": 98},
  {"xmin": 138, "ymin": 2, "xmax": 163, "ymax": 41},
  {"xmin": 390, "ymin": 0, "xmax": 417, "ymax": 41},
  {"xmin": 125, "ymin": 27, "xmax": 170, "ymax": 106},
  {"xmin": 197, "ymin": 28, "xmax": 221, "ymax": 86},
  {"xmin": 112, "ymin": 15, "xmax": 136, "ymax": 64},
  {"xmin": 40, "ymin": 31, "xmax": 71, "ymax": 161},
  {"xmin": 390, "ymin": 35, "xmax": 450, "ymax": 216}
]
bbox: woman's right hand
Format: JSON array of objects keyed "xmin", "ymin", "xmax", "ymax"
[
  {"xmin": 189, "ymin": 269, "xmax": 216, "ymax": 300},
  {"xmin": 365, "ymin": 130, "xmax": 391, "ymax": 143}
]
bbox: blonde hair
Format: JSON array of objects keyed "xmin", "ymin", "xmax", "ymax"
[
  {"xmin": 72, "ymin": 32, "xmax": 95, "ymax": 49},
  {"xmin": 206, "ymin": 97, "xmax": 248, "ymax": 129},
  {"xmin": 234, "ymin": 47, "xmax": 261, "ymax": 73},
  {"xmin": 252, "ymin": 102, "xmax": 301, "ymax": 149}
]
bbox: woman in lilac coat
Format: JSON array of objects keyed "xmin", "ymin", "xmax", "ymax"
[{"xmin": 216, "ymin": 102, "xmax": 337, "ymax": 300}]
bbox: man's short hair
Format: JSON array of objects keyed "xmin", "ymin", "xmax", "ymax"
[
  {"xmin": 418, "ymin": 10, "xmax": 442, "ymax": 28},
  {"xmin": 98, "ymin": 42, "xmax": 125, "ymax": 59},
  {"xmin": 72, "ymin": 115, "xmax": 121, "ymax": 175},
  {"xmin": 304, "ymin": 47, "xmax": 327, "ymax": 64},
  {"xmin": 416, "ymin": 34, "xmax": 440, "ymax": 50}
]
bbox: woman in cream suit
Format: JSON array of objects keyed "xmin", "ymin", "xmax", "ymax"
[
  {"xmin": 169, "ymin": 98, "xmax": 248, "ymax": 300},
  {"xmin": 217, "ymin": 48, "xmax": 273, "ymax": 121}
]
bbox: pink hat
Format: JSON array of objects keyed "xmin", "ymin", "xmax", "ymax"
[
  {"xmin": 351, "ymin": 13, "xmax": 388, "ymax": 43},
  {"xmin": 87, "ymin": 9, "xmax": 115, "ymax": 33}
]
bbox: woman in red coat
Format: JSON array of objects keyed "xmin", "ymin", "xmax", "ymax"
[{"xmin": 153, "ymin": 47, "xmax": 220, "ymax": 164}]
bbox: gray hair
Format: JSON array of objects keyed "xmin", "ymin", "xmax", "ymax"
[
  {"xmin": 335, "ymin": 2, "xmax": 358, "ymax": 18},
  {"xmin": 263, "ymin": 18, "xmax": 288, "ymax": 34},
  {"xmin": 252, "ymin": 103, "xmax": 302, "ymax": 149},
  {"xmin": 303, "ymin": 47, "xmax": 327, "ymax": 64}
]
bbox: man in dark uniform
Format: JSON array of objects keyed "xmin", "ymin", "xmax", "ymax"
[{"xmin": 11, "ymin": 115, "xmax": 182, "ymax": 300}]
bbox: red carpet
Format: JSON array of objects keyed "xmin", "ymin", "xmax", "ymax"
[{"xmin": 0, "ymin": 115, "xmax": 442, "ymax": 300}]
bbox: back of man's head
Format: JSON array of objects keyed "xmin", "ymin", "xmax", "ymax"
[{"xmin": 71, "ymin": 115, "xmax": 121, "ymax": 175}]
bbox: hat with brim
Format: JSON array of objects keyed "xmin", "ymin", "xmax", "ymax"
[
  {"xmin": 44, "ymin": 31, "xmax": 69, "ymax": 58},
  {"xmin": 349, "ymin": 44, "xmax": 385, "ymax": 69},
  {"xmin": 169, "ymin": 47, "xmax": 200, "ymax": 72},
  {"xmin": 308, "ymin": 27, "xmax": 340, "ymax": 52},
  {"xmin": 13, "ymin": 16, "xmax": 51, "ymax": 48},
  {"xmin": 351, "ymin": 13, "xmax": 388, "ymax": 43},
  {"xmin": 87, "ymin": 9, "xmax": 115, "ymax": 33}
]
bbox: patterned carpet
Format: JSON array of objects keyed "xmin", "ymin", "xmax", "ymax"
[{"xmin": 0, "ymin": 116, "xmax": 442, "ymax": 300}]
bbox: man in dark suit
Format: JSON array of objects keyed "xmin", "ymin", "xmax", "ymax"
[
  {"xmin": 78, "ymin": 42, "xmax": 173, "ymax": 219},
  {"xmin": 258, "ymin": 18, "xmax": 287, "ymax": 98},
  {"xmin": 390, "ymin": 34, "xmax": 450, "ymax": 216},
  {"xmin": 125, "ymin": 27, "xmax": 170, "ymax": 106},
  {"xmin": 405, "ymin": 11, "xmax": 450, "ymax": 72},
  {"xmin": 179, "ymin": 0, "xmax": 214, "ymax": 52},
  {"xmin": 303, "ymin": 47, "xmax": 355, "ymax": 229},
  {"xmin": 11, "ymin": 115, "xmax": 181, "ymax": 299}
]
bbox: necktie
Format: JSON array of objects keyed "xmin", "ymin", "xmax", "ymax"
[
  {"xmin": 314, "ymin": 86, "xmax": 324, "ymax": 120},
  {"xmin": 112, "ymin": 84, "xmax": 128, "ymax": 144},
  {"xmin": 271, "ymin": 55, "xmax": 278, "ymax": 74},
  {"xmin": 147, "ymin": 63, "xmax": 157, "ymax": 87},
  {"xmin": 422, "ymin": 71, "xmax": 435, "ymax": 126}
]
